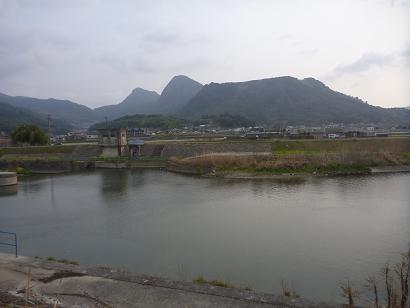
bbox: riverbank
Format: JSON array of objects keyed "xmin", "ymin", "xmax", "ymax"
[
  {"xmin": 1, "ymin": 138, "xmax": 409, "ymax": 178},
  {"xmin": 169, "ymin": 152, "xmax": 410, "ymax": 178},
  {"xmin": 166, "ymin": 137, "xmax": 410, "ymax": 177},
  {"xmin": 0, "ymin": 253, "xmax": 339, "ymax": 308}
]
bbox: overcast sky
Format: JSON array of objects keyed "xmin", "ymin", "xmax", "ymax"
[{"xmin": 0, "ymin": 0, "xmax": 409, "ymax": 108}]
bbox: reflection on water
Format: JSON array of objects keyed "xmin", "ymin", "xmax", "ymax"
[
  {"xmin": 100, "ymin": 169, "xmax": 129, "ymax": 201},
  {"xmin": 0, "ymin": 169, "xmax": 409, "ymax": 302},
  {"xmin": 19, "ymin": 175, "xmax": 47, "ymax": 195},
  {"xmin": 0, "ymin": 184, "xmax": 17, "ymax": 196}
]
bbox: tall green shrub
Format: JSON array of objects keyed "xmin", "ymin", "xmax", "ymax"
[{"xmin": 11, "ymin": 125, "xmax": 48, "ymax": 146}]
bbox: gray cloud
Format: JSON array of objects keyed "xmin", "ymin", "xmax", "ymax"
[
  {"xmin": 0, "ymin": 0, "xmax": 408, "ymax": 107},
  {"xmin": 388, "ymin": 0, "xmax": 410, "ymax": 7},
  {"xmin": 143, "ymin": 31, "xmax": 182, "ymax": 46},
  {"xmin": 403, "ymin": 46, "xmax": 410, "ymax": 64},
  {"xmin": 326, "ymin": 52, "xmax": 394, "ymax": 81},
  {"xmin": 364, "ymin": 0, "xmax": 410, "ymax": 7},
  {"xmin": 277, "ymin": 34, "xmax": 292, "ymax": 41},
  {"xmin": 299, "ymin": 48, "xmax": 320, "ymax": 56}
]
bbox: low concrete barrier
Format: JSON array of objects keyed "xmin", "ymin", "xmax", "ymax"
[
  {"xmin": 0, "ymin": 172, "xmax": 17, "ymax": 186},
  {"xmin": 95, "ymin": 160, "xmax": 167, "ymax": 169}
]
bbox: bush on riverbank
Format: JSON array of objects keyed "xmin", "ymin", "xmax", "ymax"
[
  {"xmin": 11, "ymin": 125, "xmax": 48, "ymax": 146},
  {"xmin": 15, "ymin": 166, "xmax": 30, "ymax": 175}
]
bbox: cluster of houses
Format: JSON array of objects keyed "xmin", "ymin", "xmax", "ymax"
[
  {"xmin": 50, "ymin": 130, "xmax": 99, "ymax": 144},
  {"xmin": 1, "ymin": 123, "xmax": 409, "ymax": 150},
  {"xmin": 166, "ymin": 123, "xmax": 402, "ymax": 140},
  {"xmin": 244, "ymin": 125, "xmax": 391, "ymax": 140}
]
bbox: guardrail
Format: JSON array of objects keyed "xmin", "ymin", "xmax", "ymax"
[{"xmin": 0, "ymin": 230, "xmax": 18, "ymax": 257}]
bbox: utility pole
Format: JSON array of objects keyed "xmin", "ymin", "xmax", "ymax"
[{"xmin": 47, "ymin": 114, "xmax": 52, "ymax": 145}]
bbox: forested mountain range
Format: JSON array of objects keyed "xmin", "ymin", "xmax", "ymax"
[
  {"xmin": 1, "ymin": 75, "xmax": 409, "ymax": 133},
  {"xmin": 0, "ymin": 101, "xmax": 72, "ymax": 133},
  {"xmin": 180, "ymin": 77, "xmax": 410, "ymax": 125}
]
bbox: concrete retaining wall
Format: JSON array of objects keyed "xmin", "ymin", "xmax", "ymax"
[
  {"xmin": 95, "ymin": 161, "xmax": 167, "ymax": 169},
  {"xmin": 0, "ymin": 160, "xmax": 92, "ymax": 174},
  {"xmin": 0, "ymin": 172, "xmax": 17, "ymax": 186},
  {"xmin": 95, "ymin": 161, "xmax": 128, "ymax": 169}
]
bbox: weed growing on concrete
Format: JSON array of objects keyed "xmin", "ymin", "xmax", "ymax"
[
  {"xmin": 340, "ymin": 280, "xmax": 361, "ymax": 308},
  {"xmin": 192, "ymin": 276, "xmax": 233, "ymax": 288},
  {"xmin": 341, "ymin": 244, "xmax": 410, "ymax": 308},
  {"xmin": 46, "ymin": 256, "xmax": 79, "ymax": 265},
  {"xmin": 280, "ymin": 279, "xmax": 300, "ymax": 298}
]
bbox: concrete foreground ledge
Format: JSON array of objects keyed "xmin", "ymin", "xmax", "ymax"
[{"xmin": 0, "ymin": 253, "xmax": 341, "ymax": 308}]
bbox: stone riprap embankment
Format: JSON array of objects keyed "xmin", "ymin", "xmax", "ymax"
[
  {"xmin": 141, "ymin": 142, "xmax": 272, "ymax": 158},
  {"xmin": 0, "ymin": 253, "xmax": 341, "ymax": 308}
]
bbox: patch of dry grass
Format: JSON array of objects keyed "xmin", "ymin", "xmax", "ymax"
[{"xmin": 171, "ymin": 147, "xmax": 409, "ymax": 175}]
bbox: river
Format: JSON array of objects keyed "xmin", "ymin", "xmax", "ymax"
[{"xmin": 0, "ymin": 169, "xmax": 409, "ymax": 301}]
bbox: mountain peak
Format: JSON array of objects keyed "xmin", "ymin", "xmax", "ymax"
[
  {"xmin": 301, "ymin": 77, "xmax": 326, "ymax": 88},
  {"xmin": 125, "ymin": 87, "xmax": 159, "ymax": 101},
  {"xmin": 157, "ymin": 75, "xmax": 203, "ymax": 114},
  {"xmin": 170, "ymin": 75, "xmax": 196, "ymax": 81},
  {"xmin": 164, "ymin": 75, "xmax": 203, "ymax": 89},
  {"xmin": 131, "ymin": 87, "xmax": 158, "ymax": 95},
  {"xmin": 131, "ymin": 87, "xmax": 145, "ymax": 93},
  {"xmin": 93, "ymin": 87, "xmax": 160, "ymax": 120}
]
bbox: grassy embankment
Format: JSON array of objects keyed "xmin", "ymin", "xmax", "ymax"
[
  {"xmin": 171, "ymin": 138, "xmax": 410, "ymax": 176},
  {"xmin": 0, "ymin": 145, "xmax": 77, "ymax": 161},
  {"xmin": 1, "ymin": 138, "xmax": 410, "ymax": 176},
  {"xmin": 0, "ymin": 145, "xmax": 167, "ymax": 162}
]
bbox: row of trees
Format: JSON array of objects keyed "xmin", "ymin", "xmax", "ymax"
[{"xmin": 11, "ymin": 125, "xmax": 48, "ymax": 146}]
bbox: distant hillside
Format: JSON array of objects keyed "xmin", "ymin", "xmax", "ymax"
[
  {"xmin": 156, "ymin": 75, "xmax": 202, "ymax": 115},
  {"xmin": 197, "ymin": 114, "xmax": 254, "ymax": 128},
  {"xmin": 0, "ymin": 92, "xmax": 96, "ymax": 127},
  {"xmin": 94, "ymin": 88, "xmax": 160, "ymax": 121},
  {"xmin": 89, "ymin": 114, "xmax": 188, "ymax": 131},
  {"xmin": 180, "ymin": 77, "xmax": 410, "ymax": 125},
  {"xmin": 92, "ymin": 75, "xmax": 202, "ymax": 119},
  {"xmin": 2, "ymin": 76, "xmax": 409, "ymax": 130},
  {"xmin": 0, "ymin": 102, "xmax": 72, "ymax": 134}
]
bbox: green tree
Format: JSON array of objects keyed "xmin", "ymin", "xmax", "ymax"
[{"xmin": 11, "ymin": 125, "xmax": 48, "ymax": 146}]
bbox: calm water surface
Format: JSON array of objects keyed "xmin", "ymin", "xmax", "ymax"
[{"xmin": 0, "ymin": 170, "xmax": 409, "ymax": 301}]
